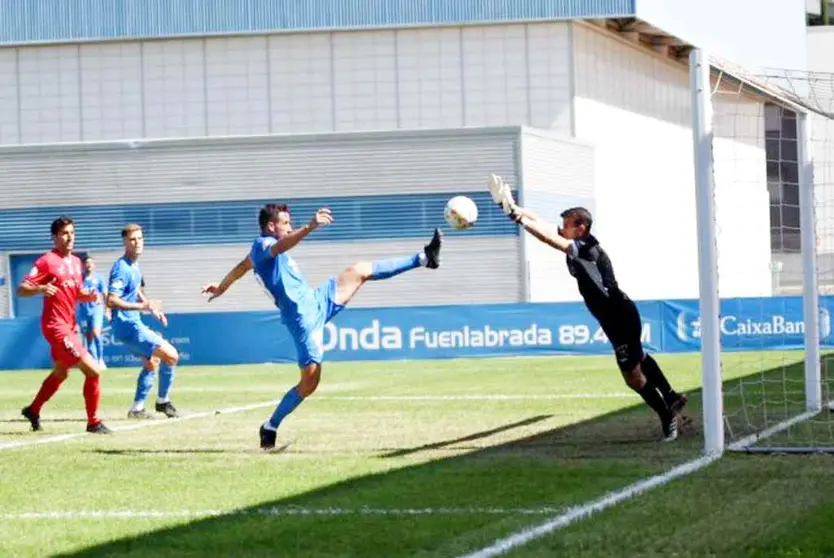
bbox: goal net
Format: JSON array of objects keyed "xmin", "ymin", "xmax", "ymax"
[{"xmin": 691, "ymin": 50, "xmax": 834, "ymax": 454}]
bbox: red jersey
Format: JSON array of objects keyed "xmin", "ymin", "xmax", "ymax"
[{"xmin": 24, "ymin": 250, "xmax": 85, "ymax": 329}]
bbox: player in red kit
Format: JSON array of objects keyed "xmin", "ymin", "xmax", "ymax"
[{"xmin": 19, "ymin": 216, "xmax": 112, "ymax": 434}]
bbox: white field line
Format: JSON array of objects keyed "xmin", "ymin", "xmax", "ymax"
[
  {"xmin": 458, "ymin": 454, "xmax": 721, "ymax": 558},
  {"xmin": 458, "ymin": 396, "xmax": 834, "ymax": 557},
  {"xmin": 0, "ymin": 507, "xmax": 566, "ymax": 520},
  {"xmin": 0, "ymin": 400, "xmax": 276, "ymax": 452}
]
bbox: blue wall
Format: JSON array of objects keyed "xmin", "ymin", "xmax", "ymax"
[
  {"xmin": 0, "ymin": 295, "xmax": 827, "ymax": 370},
  {"xmin": 0, "ymin": 191, "xmax": 516, "ymax": 251},
  {"xmin": 0, "ymin": 0, "xmax": 635, "ymax": 44}
]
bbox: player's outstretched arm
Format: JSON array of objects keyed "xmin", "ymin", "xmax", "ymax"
[
  {"xmin": 487, "ymin": 173, "xmax": 573, "ymax": 253},
  {"xmin": 511, "ymin": 209, "xmax": 574, "ymax": 254},
  {"xmin": 268, "ymin": 208, "xmax": 333, "ymax": 257},
  {"xmin": 202, "ymin": 255, "xmax": 253, "ymax": 302}
]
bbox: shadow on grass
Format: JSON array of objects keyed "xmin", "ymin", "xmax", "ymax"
[
  {"xmin": 379, "ymin": 414, "xmax": 553, "ymax": 459},
  {"xmin": 93, "ymin": 449, "xmax": 246, "ymax": 455},
  {"xmin": 0, "ymin": 417, "xmax": 86, "ymax": 424},
  {"xmin": 56, "ymin": 356, "xmax": 826, "ymax": 558}
]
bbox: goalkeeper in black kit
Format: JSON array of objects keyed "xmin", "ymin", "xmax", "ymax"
[{"xmin": 488, "ymin": 174, "xmax": 688, "ymax": 441}]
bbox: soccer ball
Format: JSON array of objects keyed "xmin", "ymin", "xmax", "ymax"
[{"xmin": 444, "ymin": 195, "xmax": 478, "ymax": 230}]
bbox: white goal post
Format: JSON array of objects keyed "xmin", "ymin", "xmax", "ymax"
[{"xmin": 690, "ymin": 48, "xmax": 834, "ymax": 455}]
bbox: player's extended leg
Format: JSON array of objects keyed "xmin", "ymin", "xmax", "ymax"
[
  {"xmin": 76, "ymin": 353, "xmax": 112, "ymax": 434},
  {"xmin": 615, "ymin": 343, "xmax": 678, "ymax": 442},
  {"xmin": 152, "ymin": 341, "xmax": 180, "ymax": 418},
  {"xmin": 21, "ymin": 365, "xmax": 70, "ymax": 432},
  {"xmin": 259, "ymin": 362, "xmax": 320, "ymax": 450},
  {"xmin": 334, "ymin": 228, "xmax": 442, "ymax": 306}
]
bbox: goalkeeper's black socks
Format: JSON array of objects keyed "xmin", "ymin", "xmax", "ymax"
[
  {"xmin": 636, "ymin": 382, "xmax": 673, "ymax": 421},
  {"xmin": 642, "ymin": 354, "xmax": 678, "ymax": 403}
]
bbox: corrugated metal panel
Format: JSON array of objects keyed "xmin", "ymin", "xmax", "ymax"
[
  {"xmin": 519, "ymin": 128, "xmax": 595, "ymax": 302},
  {"xmin": 73, "ymin": 237, "xmax": 521, "ymax": 317},
  {"xmin": 0, "ymin": 128, "xmax": 520, "ymax": 209},
  {"xmin": 0, "ymin": 191, "xmax": 517, "ymax": 251},
  {"xmin": 0, "ymin": 0, "xmax": 636, "ymax": 45}
]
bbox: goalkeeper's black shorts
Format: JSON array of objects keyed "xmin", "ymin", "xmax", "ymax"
[{"xmin": 601, "ymin": 299, "xmax": 645, "ymax": 374}]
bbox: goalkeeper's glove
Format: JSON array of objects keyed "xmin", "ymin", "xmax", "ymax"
[{"xmin": 487, "ymin": 173, "xmax": 519, "ymax": 218}]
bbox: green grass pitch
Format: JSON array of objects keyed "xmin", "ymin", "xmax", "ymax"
[{"xmin": 2, "ymin": 352, "xmax": 834, "ymax": 557}]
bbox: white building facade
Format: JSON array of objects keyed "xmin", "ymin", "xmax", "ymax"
[{"xmin": 0, "ymin": 0, "xmax": 810, "ymax": 317}]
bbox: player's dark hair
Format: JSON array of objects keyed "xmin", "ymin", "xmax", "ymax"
[
  {"xmin": 50, "ymin": 216, "xmax": 74, "ymax": 236},
  {"xmin": 560, "ymin": 207, "xmax": 593, "ymax": 237},
  {"xmin": 259, "ymin": 203, "xmax": 290, "ymax": 231}
]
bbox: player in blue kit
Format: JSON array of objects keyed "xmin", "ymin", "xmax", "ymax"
[
  {"xmin": 78, "ymin": 255, "xmax": 110, "ymax": 369},
  {"xmin": 106, "ymin": 224, "xmax": 181, "ymax": 420},
  {"xmin": 202, "ymin": 204, "xmax": 443, "ymax": 450}
]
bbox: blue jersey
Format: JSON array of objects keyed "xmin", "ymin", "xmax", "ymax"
[
  {"xmin": 249, "ymin": 236, "xmax": 318, "ymax": 328},
  {"xmin": 108, "ymin": 256, "xmax": 144, "ymax": 329},
  {"xmin": 80, "ymin": 273, "xmax": 107, "ymax": 315}
]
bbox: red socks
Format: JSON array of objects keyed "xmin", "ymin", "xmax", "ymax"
[
  {"xmin": 30, "ymin": 374, "xmax": 65, "ymax": 415},
  {"xmin": 83, "ymin": 376, "xmax": 101, "ymax": 427}
]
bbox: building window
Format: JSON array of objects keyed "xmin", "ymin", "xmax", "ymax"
[{"xmin": 765, "ymin": 103, "xmax": 800, "ymax": 253}]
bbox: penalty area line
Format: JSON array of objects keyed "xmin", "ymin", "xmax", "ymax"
[
  {"xmin": 458, "ymin": 453, "xmax": 721, "ymax": 558},
  {"xmin": 0, "ymin": 400, "xmax": 277, "ymax": 452}
]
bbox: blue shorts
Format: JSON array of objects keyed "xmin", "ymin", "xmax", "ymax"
[
  {"xmin": 292, "ymin": 277, "xmax": 345, "ymax": 367},
  {"xmin": 113, "ymin": 321, "xmax": 166, "ymax": 360},
  {"xmin": 79, "ymin": 305, "xmax": 105, "ymax": 333}
]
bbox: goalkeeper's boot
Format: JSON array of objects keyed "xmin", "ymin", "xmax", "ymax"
[
  {"xmin": 661, "ymin": 414, "xmax": 679, "ymax": 442},
  {"xmin": 155, "ymin": 400, "xmax": 180, "ymax": 418},
  {"xmin": 260, "ymin": 424, "xmax": 277, "ymax": 451},
  {"xmin": 424, "ymin": 228, "xmax": 443, "ymax": 269},
  {"xmin": 21, "ymin": 406, "xmax": 42, "ymax": 432}
]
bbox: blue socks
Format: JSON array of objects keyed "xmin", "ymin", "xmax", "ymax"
[
  {"xmin": 265, "ymin": 386, "xmax": 304, "ymax": 430},
  {"xmin": 95, "ymin": 336, "xmax": 104, "ymax": 363},
  {"xmin": 370, "ymin": 254, "xmax": 423, "ymax": 280},
  {"xmin": 132, "ymin": 368, "xmax": 155, "ymax": 409},
  {"xmin": 87, "ymin": 336, "xmax": 99, "ymax": 361},
  {"xmin": 84, "ymin": 334, "xmax": 104, "ymax": 363},
  {"xmin": 158, "ymin": 362, "xmax": 176, "ymax": 402}
]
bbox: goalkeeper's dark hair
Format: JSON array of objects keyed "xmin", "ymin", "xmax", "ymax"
[
  {"xmin": 50, "ymin": 216, "xmax": 74, "ymax": 236},
  {"xmin": 259, "ymin": 203, "xmax": 290, "ymax": 231},
  {"xmin": 560, "ymin": 207, "xmax": 593, "ymax": 237}
]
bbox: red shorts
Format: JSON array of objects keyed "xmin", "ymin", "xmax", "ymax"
[{"xmin": 43, "ymin": 326, "xmax": 87, "ymax": 368}]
